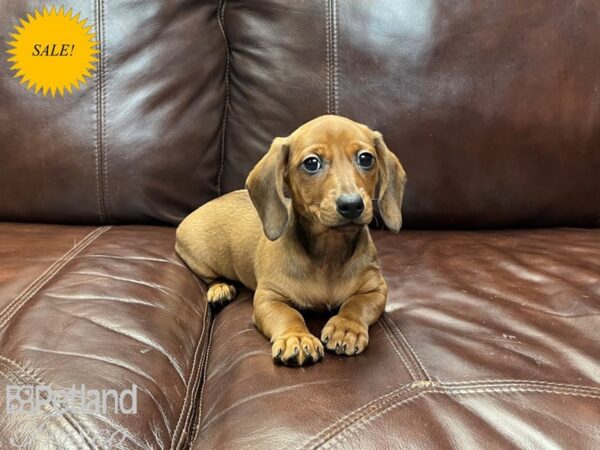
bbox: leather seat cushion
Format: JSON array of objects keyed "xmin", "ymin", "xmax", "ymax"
[{"xmin": 0, "ymin": 224, "xmax": 209, "ymax": 449}]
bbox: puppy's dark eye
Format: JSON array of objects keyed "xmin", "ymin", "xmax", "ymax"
[
  {"xmin": 357, "ymin": 151, "xmax": 375, "ymax": 169},
  {"xmin": 302, "ymin": 156, "xmax": 322, "ymax": 174}
]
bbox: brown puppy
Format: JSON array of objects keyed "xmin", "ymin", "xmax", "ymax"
[{"xmin": 176, "ymin": 115, "xmax": 406, "ymax": 366}]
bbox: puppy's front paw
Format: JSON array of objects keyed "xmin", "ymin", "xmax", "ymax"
[
  {"xmin": 207, "ymin": 282, "xmax": 237, "ymax": 305},
  {"xmin": 272, "ymin": 332, "xmax": 324, "ymax": 366},
  {"xmin": 321, "ymin": 316, "xmax": 369, "ymax": 356}
]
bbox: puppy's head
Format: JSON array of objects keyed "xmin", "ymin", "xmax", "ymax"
[{"xmin": 246, "ymin": 115, "xmax": 407, "ymax": 240}]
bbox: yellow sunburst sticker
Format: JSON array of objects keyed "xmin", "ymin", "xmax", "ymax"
[{"xmin": 6, "ymin": 6, "xmax": 99, "ymax": 97}]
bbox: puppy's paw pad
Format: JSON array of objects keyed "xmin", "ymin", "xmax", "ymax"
[
  {"xmin": 207, "ymin": 282, "xmax": 237, "ymax": 305},
  {"xmin": 272, "ymin": 332, "xmax": 324, "ymax": 366},
  {"xmin": 321, "ymin": 316, "xmax": 369, "ymax": 356}
]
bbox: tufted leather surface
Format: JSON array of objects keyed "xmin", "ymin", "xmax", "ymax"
[
  {"xmin": 220, "ymin": 0, "xmax": 600, "ymax": 228},
  {"xmin": 220, "ymin": 0, "xmax": 329, "ymax": 195},
  {"xmin": 0, "ymin": 0, "xmax": 225, "ymax": 225},
  {"xmin": 1, "ymin": 0, "xmax": 599, "ymax": 448},
  {"xmin": 2, "ymin": 0, "xmax": 599, "ymax": 228},
  {"xmin": 0, "ymin": 228, "xmax": 598, "ymax": 448},
  {"xmin": 194, "ymin": 229, "xmax": 600, "ymax": 449},
  {"xmin": 0, "ymin": 224, "xmax": 210, "ymax": 448}
]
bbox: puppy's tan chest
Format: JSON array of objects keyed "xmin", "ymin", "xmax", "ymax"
[{"xmin": 284, "ymin": 267, "xmax": 364, "ymax": 310}]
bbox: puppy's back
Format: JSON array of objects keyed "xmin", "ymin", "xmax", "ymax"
[{"xmin": 175, "ymin": 190, "xmax": 263, "ymax": 288}]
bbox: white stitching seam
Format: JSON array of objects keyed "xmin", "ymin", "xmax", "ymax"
[
  {"xmin": 215, "ymin": 0, "xmax": 230, "ymax": 197},
  {"xmin": 178, "ymin": 308, "xmax": 212, "ymax": 450},
  {"xmin": 441, "ymin": 381, "xmax": 600, "ymax": 394},
  {"xmin": 325, "ymin": 0, "xmax": 331, "ymax": 114},
  {"xmin": 331, "ymin": 0, "xmax": 338, "ymax": 114},
  {"xmin": 0, "ymin": 227, "xmax": 110, "ymax": 329},
  {"xmin": 444, "ymin": 379, "xmax": 600, "ymax": 391},
  {"xmin": 171, "ymin": 290, "xmax": 211, "ymax": 450},
  {"xmin": 304, "ymin": 378, "xmax": 600, "ymax": 449},
  {"xmin": 379, "ymin": 319, "xmax": 417, "ymax": 380},
  {"xmin": 387, "ymin": 317, "xmax": 431, "ymax": 381},
  {"xmin": 100, "ymin": 0, "xmax": 111, "ymax": 221},
  {"xmin": 302, "ymin": 383, "xmax": 419, "ymax": 449},
  {"xmin": 93, "ymin": 0, "xmax": 104, "ymax": 223},
  {"xmin": 189, "ymin": 308, "xmax": 215, "ymax": 445},
  {"xmin": 319, "ymin": 386, "xmax": 600, "ymax": 449}
]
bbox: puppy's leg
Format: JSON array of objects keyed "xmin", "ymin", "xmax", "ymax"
[
  {"xmin": 321, "ymin": 276, "xmax": 387, "ymax": 356},
  {"xmin": 175, "ymin": 241, "xmax": 238, "ymax": 305},
  {"xmin": 253, "ymin": 288, "xmax": 323, "ymax": 366},
  {"xmin": 207, "ymin": 281, "xmax": 237, "ymax": 305}
]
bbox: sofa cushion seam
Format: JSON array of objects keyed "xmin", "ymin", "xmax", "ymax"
[
  {"xmin": 188, "ymin": 307, "xmax": 216, "ymax": 446},
  {"xmin": 378, "ymin": 317, "xmax": 417, "ymax": 380},
  {"xmin": 301, "ymin": 383, "xmax": 421, "ymax": 449},
  {"xmin": 0, "ymin": 226, "xmax": 110, "ymax": 330},
  {"xmin": 93, "ymin": 0, "xmax": 110, "ymax": 223},
  {"xmin": 179, "ymin": 307, "xmax": 213, "ymax": 448},
  {"xmin": 331, "ymin": 0, "xmax": 338, "ymax": 114},
  {"xmin": 93, "ymin": 0, "xmax": 104, "ymax": 223},
  {"xmin": 216, "ymin": 0, "xmax": 230, "ymax": 197},
  {"xmin": 444, "ymin": 379, "xmax": 600, "ymax": 391},
  {"xmin": 99, "ymin": 0, "xmax": 111, "ymax": 221},
  {"xmin": 316, "ymin": 385, "xmax": 600, "ymax": 449},
  {"xmin": 171, "ymin": 292, "xmax": 211, "ymax": 449},
  {"xmin": 385, "ymin": 315, "xmax": 431, "ymax": 381},
  {"xmin": 304, "ymin": 378, "xmax": 600, "ymax": 449},
  {"xmin": 325, "ymin": 0, "xmax": 330, "ymax": 114}
]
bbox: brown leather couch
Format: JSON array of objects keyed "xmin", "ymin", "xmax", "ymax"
[{"xmin": 1, "ymin": 1, "xmax": 599, "ymax": 448}]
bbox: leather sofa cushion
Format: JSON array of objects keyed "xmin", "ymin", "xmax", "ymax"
[
  {"xmin": 0, "ymin": 224, "xmax": 208, "ymax": 448},
  {"xmin": 0, "ymin": 1, "xmax": 226, "ymax": 225},
  {"xmin": 220, "ymin": 0, "xmax": 600, "ymax": 228},
  {"xmin": 194, "ymin": 229, "xmax": 600, "ymax": 448}
]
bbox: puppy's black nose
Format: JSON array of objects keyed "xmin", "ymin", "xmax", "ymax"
[{"xmin": 336, "ymin": 194, "xmax": 364, "ymax": 220}]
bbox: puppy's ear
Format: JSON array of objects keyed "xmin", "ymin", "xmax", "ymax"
[
  {"xmin": 246, "ymin": 137, "xmax": 290, "ymax": 240},
  {"xmin": 374, "ymin": 131, "xmax": 407, "ymax": 233}
]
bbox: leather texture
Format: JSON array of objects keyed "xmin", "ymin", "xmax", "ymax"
[
  {"xmin": 1, "ymin": 0, "xmax": 599, "ymax": 448},
  {"xmin": 0, "ymin": 224, "xmax": 210, "ymax": 448},
  {"xmin": 2, "ymin": 226, "xmax": 598, "ymax": 448},
  {"xmin": 0, "ymin": 1, "xmax": 225, "ymax": 225},
  {"xmin": 195, "ymin": 229, "xmax": 600, "ymax": 449},
  {"xmin": 220, "ymin": 0, "xmax": 600, "ymax": 228}
]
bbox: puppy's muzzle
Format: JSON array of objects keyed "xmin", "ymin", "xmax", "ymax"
[{"xmin": 336, "ymin": 194, "xmax": 364, "ymax": 220}]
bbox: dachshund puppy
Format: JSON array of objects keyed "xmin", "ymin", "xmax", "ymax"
[{"xmin": 176, "ymin": 115, "xmax": 406, "ymax": 366}]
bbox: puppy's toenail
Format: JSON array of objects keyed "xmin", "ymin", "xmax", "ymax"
[
  {"xmin": 322, "ymin": 336, "xmax": 330, "ymax": 343},
  {"xmin": 276, "ymin": 348, "xmax": 282, "ymax": 358},
  {"xmin": 354, "ymin": 346, "xmax": 359, "ymax": 354},
  {"xmin": 303, "ymin": 346, "xmax": 310, "ymax": 355},
  {"xmin": 342, "ymin": 344, "xmax": 347, "ymax": 352},
  {"xmin": 293, "ymin": 347, "xmax": 299, "ymax": 355}
]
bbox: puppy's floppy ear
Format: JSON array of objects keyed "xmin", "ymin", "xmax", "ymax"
[
  {"xmin": 245, "ymin": 137, "xmax": 290, "ymax": 240},
  {"xmin": 374, "ymin": 131, "xmax": 407, "ymax": 233}
]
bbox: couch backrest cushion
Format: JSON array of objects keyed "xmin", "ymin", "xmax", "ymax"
[
  {"xmin": 0, "ymin": 0, "xmax": 225, "ymax": 224},
  {"xmin": 220, "ymin": 0, "xmax": 600, "ymax": 228}
]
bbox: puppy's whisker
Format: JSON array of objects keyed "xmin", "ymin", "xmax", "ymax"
[{"xmin": 373, "ymin": 214, "xmax": 380, "ymax": 228}]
